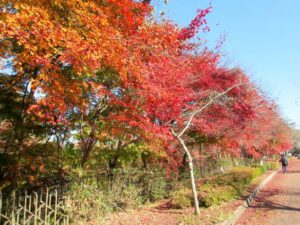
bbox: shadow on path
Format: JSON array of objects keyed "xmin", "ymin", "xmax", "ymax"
[
  {"xmin": 284, "ymin": 170, "xmax": 300, "ymax": 174},
  {"xmin": 251, "ymin": 199, "xmax": 300, "ymax": 212},
  {"xmin": 248, "ymin": 186, "xmax": 300, "ymax": 212},
  {"xmin": 237, "ymin": 160, "xmax": 300, "ymax": 225}
]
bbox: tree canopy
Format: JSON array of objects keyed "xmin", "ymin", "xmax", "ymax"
[{"xmin": 0, "ymin": 0, "xmax": 292, "ymax": 194}]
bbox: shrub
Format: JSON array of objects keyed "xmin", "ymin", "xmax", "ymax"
[
  {"xmin": 198, "ymin": 184, "xmax": 237, "ymax": 207},
  {"xmin": 139, "ymin": 170, "xmax": 167, "ymax": 202},
  {"xmin": 170, "ymin": 188, "xmax": 192, "ymax": 209},
  {"xmin": 148, "ymin": 178, "xmax": 167, "ymax": 201},
  {"xmin": 253, "ymin": 162, "xmax": 279, "ymax": 174},
  {"xmin": 265, "ymin": 162, "xmax": 280, "ymax": 170},
  {"xmin": 217, "ymin": 157, "xmax": 234, "ymax": 168},
  {"xmin": 66, "ymin": 178, "xmax": 145, "ymax": 224},
  {"xmin": 66, "ymin": 183, "xmax": 108, "ymax": 225},
  {"xmin": 116, "ymin": 184, "xmax": 143, "ymax": 208},
  {"xmin": 226, "ymin": 167, "xmax": 261, "ymax": 194},
  {"xmin": 208, "ymin": 167, "xmax": 261, "ymax": 188},
  {"xmin": 66, "ymin": 167, "xmax": 170, "ymax": 221},
  {"xmin": 258, "ymin": 165, "xmax": 267, "ymax": 174},
  {"xmin": 198, "ymin": 166, "xmax": 262, "ymax": 207}
]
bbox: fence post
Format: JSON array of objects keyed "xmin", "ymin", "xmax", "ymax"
[
  {"xmin": 28, "ymin": 192, "xmax": 32, "ymax": 221},
  {"xmin": 48, "ymin": 193, "xmax": 52, "ymax": 224},
  {"xmin": 45, "ymin": 188, "xmax": 49, "ymax": 224},
  {"xmin": 0, "ymin": 187, "xmax": 69, "ymax": 225},
  {"xmin": 11, "ymin": 190, "xmax": 16, "ymax": 225},
  {"xmin": 34, "ymin": 192, "xmax": 38, "ymax": 225},
  {"xmin": 0, "ymin": 191, "xmax": 2, "ymax": 224},
  {"xmin": 65, "ymin": 194, "xmax": 70, "ymax": 225},
  {"xmin": 39, "ymin": 191, "xmax": 42, "ymax": 219},
  {"xmin": 24, "ymin": 191, "xmax": 27, "ymax": 225},
  {"xmin": 54, "ymin": 190, "xmax": 58, "ymax": 225},
  {"xmin": 16, "ymin": 192, "xmax": 21, "ymax": 224}
]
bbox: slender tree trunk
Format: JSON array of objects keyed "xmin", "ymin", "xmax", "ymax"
[
  {"xmin": 81, "ymin": 149, "xmax": 89, "ymax": 167},
  {"xmin": 177, "ymin": 137, "xmax": 200, "ymax": 215},
  {"xmin": 179, "ymin": 153, "xmax": 187, "ymax": 176},
  {"xmin": 80, "ymin": 138, "xmax": 97, "ymax": 167},
  {"xmin": 56, "ymin": 135, "xmax": 64, "ymax": 193},
  {"xmin": 141, "ymin": 152, "xmax": 148, "ymax": 169},
  {"xmin": 170, "ymin": 85, "xmax": 242, "ymax": 215}
]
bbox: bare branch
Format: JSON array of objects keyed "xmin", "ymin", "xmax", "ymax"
[{"xmin": 176, "ymin": 83, "xmax": 243, "ymax": 138}]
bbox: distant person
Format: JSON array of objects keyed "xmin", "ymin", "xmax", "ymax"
[{"xmin": 279, "ymin": 154, "xmax": 288, "ymax": 174}]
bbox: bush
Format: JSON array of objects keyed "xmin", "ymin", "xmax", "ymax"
[
  {"xmin": 111, "ymin": 168, "xmax": 170, "ymax": 203},
  {"xmin": 66, "ymin": 179, "xmax": 143, "ymax": 224},
  {"xmin": 139, "ymin": 170, "xmax": 168, "ymax": 202},
  {"xmin": 66, "ymin": 183, "xmax": 108, "ymax": 225},
  {"xmin": 265, "ymin": 162, "xmax": 280, "ymax": 170},
  {"xmin": 170, "ymin": 188, "xmax": 192, "ymax": 209},
  {"xmin": 109, "ymin": 180, "xmax": 143, "ymax": 209},
  {"xmin": 217, "ymin": 157, "xmax": 234, "ymax": 168},
  {"xmin": 208, "ymin": 167, "xmax": 261, "ymax": 189},
  {"xmin": 253, "ymin": 161, "xmax": 280, "ymax": 174},
  {"xmin": 226, "ymin": 167, "xmax": 261, "ymax": 194},
  {"xmin": 66, "ymin": 168, "xmax": 169, "ymax": 219},
  {"xmin": 198, "ymin": 184, "xmax": 237, "ymax": 207},
  {"xmin": 198, "ymin": 166, "xmax": 262, "ymax": 207},
  {"xmin": 257, "ymin": 165, "xmax": 267, "ymax": 174}
]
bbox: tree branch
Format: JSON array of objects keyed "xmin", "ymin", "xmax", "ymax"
[{"xmin": 176, "ymin": 83, "xmax": 243, "ymax": 138}]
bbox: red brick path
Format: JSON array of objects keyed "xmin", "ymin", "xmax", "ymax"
[{"xmin": 236, "ymin": 158, "xmax": 300, "ymax": 225}]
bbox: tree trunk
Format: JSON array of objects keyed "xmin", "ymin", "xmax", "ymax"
[
  {"xmin": 177, "ymin": 137, "xmax": 200, "ymax": 215},
  {"xmin": 141, "ymin": 152, "xmax": 148, "ymax": 169},
  {"xmin": 170, "ymin": 86, "xmax": 242, "ymax": 215},
  {"xmin": 56, "ymin": 135, "xmax": 64, "ymax": 193},
  {"xmin": 179, "ymin": 153, "xmax": 187, "ymax": 177},
  {"xmin": 81, "ymin": 150, "xmax": 89, "ymax": 167}
]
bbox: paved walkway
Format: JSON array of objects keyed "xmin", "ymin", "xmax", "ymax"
[{"xmin": 236, "ymin": 158, "xmax": 300, "ymax": 225}]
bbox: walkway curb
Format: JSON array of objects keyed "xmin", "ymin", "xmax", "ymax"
[{"xmin": 221, "ymin": 170, "xmax": 278, "ymax": 225}]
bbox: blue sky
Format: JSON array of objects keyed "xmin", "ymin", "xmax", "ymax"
[{"xmin": 155, "ymin": 0, "xmax": 300, "ymax": 128}]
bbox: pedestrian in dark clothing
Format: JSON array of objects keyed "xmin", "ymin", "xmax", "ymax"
[{"xmin": 279, "ymin": 154, "xmax": 288, "ymax": 174}]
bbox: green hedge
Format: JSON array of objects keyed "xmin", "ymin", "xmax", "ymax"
[
  {"xmin": 252, "ymin": 161, "xmax": 280, "ymax": 174},
  {"xmin": 170, "ymin": 188, "xmax": 192, "ymax": 209},
  {"xmin": 265, "ymin": 161, "xmax": 280, "ymax": 170},
  {"xmin": 174, "ymin": 162, "xmax": 279, "ymax": 209},
  {"xmin": 198, "ymin": 184, "xmax": 237, "ymax": 207},
  {"xmin": 198, "ymin": 167, "xmax": 262, "ymax": 207}
]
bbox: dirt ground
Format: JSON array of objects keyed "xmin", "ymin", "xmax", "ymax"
[
  {"xmin": 236, "ymin": 158, "xmax": 300, "ymax": 225},
  {"xmin": 104, "ymin": 199, "xmax": 241, "ymax": 225}
]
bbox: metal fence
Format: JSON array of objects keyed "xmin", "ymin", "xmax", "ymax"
[{"xmin": 0, "ymin": 188, "xmax": 69, "ymax": 225}]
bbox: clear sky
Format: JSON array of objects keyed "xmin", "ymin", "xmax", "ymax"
[{"xmin": 155, "ymin": 0, "xmax": 300, "ymax": 128}]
